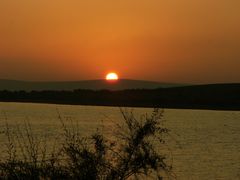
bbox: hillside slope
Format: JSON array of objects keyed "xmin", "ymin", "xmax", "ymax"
[
  {"xmin": 0, "ymin": 79, "xmax": 183, "ymax": 91},
  {"xmin": 0, "ymin": 83, "xmax": 240, "ymax": 110}
]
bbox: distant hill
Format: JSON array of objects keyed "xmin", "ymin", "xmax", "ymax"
[
  {"xmin": 0, "ymin": 83, "xmax": 240, "ymax": 110},
  {"xmin": 0, "ymin": 79, "xmax": 184, "ymax": 91}
]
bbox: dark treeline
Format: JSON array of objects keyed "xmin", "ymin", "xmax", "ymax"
[{"xmin": 0, "ymin": 83, "xmax": 240, "ymax": 110}]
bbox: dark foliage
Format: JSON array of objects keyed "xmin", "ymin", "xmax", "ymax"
[
  {"xmin": 0, "ymin": 108, "xmax": 174, "ymax": 179},
  {"xmin": 0, "ymin": 84, "xmax": 240, "ymax": 110}
]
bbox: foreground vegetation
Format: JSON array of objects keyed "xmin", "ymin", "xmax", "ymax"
[{"xmin": 0, "ymin": 108, "xmax": 174, "ymax": 179}]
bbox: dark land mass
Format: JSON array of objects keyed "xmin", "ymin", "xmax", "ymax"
[
  {"xmin": 0, "ymin": 83, "xmax": 240, "ymax": 110},
  {"xmin": 0, "ymin": 79, "xmax": 184, "ymax": 91}
]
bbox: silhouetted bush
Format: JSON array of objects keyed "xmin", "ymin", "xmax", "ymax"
[{"xmin": 0, "ymin": 108, "xmax": 174, "ymax": 179}]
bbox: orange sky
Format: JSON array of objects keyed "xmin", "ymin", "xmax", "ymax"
[{"xmin": 0, "ymin": 0, "xmax": 239, "ymax": 83}]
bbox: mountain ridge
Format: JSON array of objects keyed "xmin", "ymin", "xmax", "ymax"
[
  {"xmin": 0, "ymin": 83, "xmax": 240, "ymax": 110},
  {"xmin": 0, "ymin": 79, "xmax": 185, "ymax": 91}
]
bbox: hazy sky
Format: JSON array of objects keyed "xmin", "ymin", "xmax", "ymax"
[{"xmin": 0, "ymin": 0, "xmax": 239, "ymax": 83}]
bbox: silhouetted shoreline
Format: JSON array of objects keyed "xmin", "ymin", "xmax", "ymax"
[{"xmin": 0, "ymin": 84, "xmax": 240, "ymax": 111}]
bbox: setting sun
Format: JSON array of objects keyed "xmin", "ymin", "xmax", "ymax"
[{"xmin": 106, "ymin": 73, "xmax": 119, "ymax": 81}]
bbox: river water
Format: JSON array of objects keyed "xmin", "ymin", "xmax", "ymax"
[{"xmin": 0, "ymin": 102, "xmax": 239, "ymax": 179}]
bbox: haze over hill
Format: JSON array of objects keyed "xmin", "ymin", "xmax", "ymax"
[{"xmin": 0, "ymin": 79, "xmax": 184, "ymax": 91}]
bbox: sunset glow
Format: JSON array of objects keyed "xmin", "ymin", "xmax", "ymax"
[
  {"xmin": 0, "ymin": 1, "xmax": 239, "ymax": 83},
  {"xmin": 106, "ymin": 73, "xmax": 119, "ymax": 81}
]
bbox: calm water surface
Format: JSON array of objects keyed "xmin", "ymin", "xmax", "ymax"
[{"xmin": 0, "ymin": 102, "xmax": 239, "ymax": 179}]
